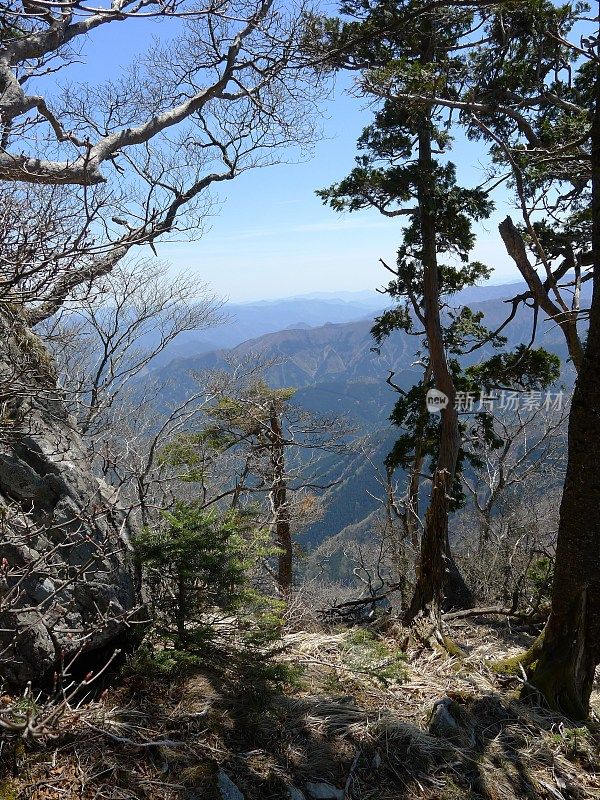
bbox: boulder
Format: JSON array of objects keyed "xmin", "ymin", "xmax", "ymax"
[
  {"xmin": 217, "ymin": 770, "xmax": 244, "ymax": 800},
  {"xmin": 0, "ymin": 308, "xmax": 140, "ymax": 687},
  {"xmin": 305, "ymin": 782, "xmax": 344, "ymax": 800},
  {"xmin": 428, "ymin": 697, "xmax": 477, "ymax": 748}
]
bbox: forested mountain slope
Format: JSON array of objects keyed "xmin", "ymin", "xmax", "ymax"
[
  {"xmin": 151, "ymin": 284, "xmax": 583, "ymax": 403},
  {"xmin": 144, "ymin": 283, "xmax": 584, "ymax": 555}
]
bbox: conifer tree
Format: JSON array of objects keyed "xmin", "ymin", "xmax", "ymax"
[
  {"xmin": 134, "ymin": 504, "xmax": 280, "ymax": 658},
  {"xmin": 316, "ymin": 0, "xmax": 561, "ymax": 633},
  {"xmin": 318, "ymin": 0, "xmax": 600, "ymax": 715},
  {"xmin": 316, "ymin": 2, "xmax": 497, "ymax": 630},
  {"xmin": 401, "ymin": 0, "xmax": 600, "ymax": 716}
]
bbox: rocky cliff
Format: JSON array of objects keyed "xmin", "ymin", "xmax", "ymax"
[{"xmin": 0, "ymin": 306, "xmax": 140, "ymax": 686}]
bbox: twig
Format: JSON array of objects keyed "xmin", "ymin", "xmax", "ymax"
[
  {"xmin": 344, "ymin": 748, "xmax": 362, "ymax": 797},
  {"xmin": 81, "ymin": 721, "xmax": 187, "ymax": 749}
]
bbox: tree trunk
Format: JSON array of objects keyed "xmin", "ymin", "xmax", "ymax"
[
  {"xmin": 405, "ymin": 98, "xmax": 471, "ymax": 625},
  {"xmin": 498, "ymin": 217, "xmax": 585, "ymax": 373},
  {"xmin": 443, "ymin": 538, "xmax": 474, "ymax": 611},
  {"xmin": 402, "ymin": 363, "xmax": 431, "ymax": 553},
  {"xmin": 528, "ymin": 64, "xmax": 600, "ymax": 719},
  {"xmin": 269, "ymin": 407, "xmax": 292, "ymax": 594}
]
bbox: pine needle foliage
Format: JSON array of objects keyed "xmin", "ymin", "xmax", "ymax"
[{"xmin": 134, "ymin": 503, "xmax": 283, "ymax": 664}]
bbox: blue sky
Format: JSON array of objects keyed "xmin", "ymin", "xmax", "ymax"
[{"xmin": 74, "ymin": 13, "xmax": 520, "ymax": 303}]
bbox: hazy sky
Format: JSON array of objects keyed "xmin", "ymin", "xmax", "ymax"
[{"xmin": 75, "ymin": 13, "xmax": 521, "ymax": 303}]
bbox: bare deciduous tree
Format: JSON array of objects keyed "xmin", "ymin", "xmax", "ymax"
[
  {"xmin": 1, "ymin": 0, "xmax": 321, "ymax": 310},
  {"xmin": 454, "ymin": 401, "xmax": 568, "ymax": 612},
  {"xmin": 41, "ymin": 258, "xmax": 224, "ymax": 436}
]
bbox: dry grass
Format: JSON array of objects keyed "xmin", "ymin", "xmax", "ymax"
[{"xmin": 1, "ymin": 618, "xmax": 599, "ymax": 800}]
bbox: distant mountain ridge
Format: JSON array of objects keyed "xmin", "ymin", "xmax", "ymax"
[
  {"xmin": 147, "ymin": 293, "xmax": 388, "ymax": 368},
  {"xmin": 145, "ymin": 279, "xmax": 586, "ymax": 551},
  {"xmin": 147, "ymin": 280, "xmax": 548, "ymax": 369},
  {"xmin": 149, "ymin": 279, "xmax": 584, "ymax": 407}
]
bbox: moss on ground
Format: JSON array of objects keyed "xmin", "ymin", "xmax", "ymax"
[
  {"xmin": 341, "ymin": 628, "xmax": 408, "ymax": 684},
  {"xmin": 0, "ymin": 780, "xmax": 17, "ymax": 800},
  {"xmin": 490, "ymin": 630, "xmax": 544, "ymax": 676}
]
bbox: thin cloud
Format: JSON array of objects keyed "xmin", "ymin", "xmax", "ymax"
[{"xmin": 223, "ymin": 217, "xmax": 392, "ymax": 241}]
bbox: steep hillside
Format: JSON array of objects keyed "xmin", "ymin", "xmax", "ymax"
[
  {"xmin": 152, "ymin": 318, "xmax": 418, "ymax": 405},
  {"xmin": 298, "ymin": 428, "xmax": 398, "ymax": 549}
]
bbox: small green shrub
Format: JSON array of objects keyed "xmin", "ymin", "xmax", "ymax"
[
  {"xmin": 548, "ymin": 726, "xmax": 594, "ymax": 763},
  {"xmin": 125, "ymin": 645, "xmax": 206, "ymax": 678},
  {"xmin": 133, "ymin": 503, "xmax": 283, "ymax": 659},
  {"xmin": 0, "ymin": 780, "xmax": 18, "ymax": 800},
  {"xmin": 527, "ymin": 556, "xmax": 554, "ymax": 603}
]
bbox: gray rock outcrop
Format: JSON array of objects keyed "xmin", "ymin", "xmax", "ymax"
[{"xmin": 0, "ymin": 307, "xmax": 140, "ymax": 687}]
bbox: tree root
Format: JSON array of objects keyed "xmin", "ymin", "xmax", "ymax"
[{"xmin": 489, "ymin": 630, "xmax": 545, "ymax": 676}]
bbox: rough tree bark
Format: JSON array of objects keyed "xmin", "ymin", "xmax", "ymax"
[
  {"xmin": 528, "ymin": 65, "xmax": 600, "ymax": 719},
  {"xmin": 498, "ymin": 216, "xmax": 584, "ymax": 373},
  {"xmin": 404, "ymin": 103, "xmax": 472, "ymax": 627},
  {"xmin": 269, "ymin": 406, "xmax": 292, "ymax": 594}
]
